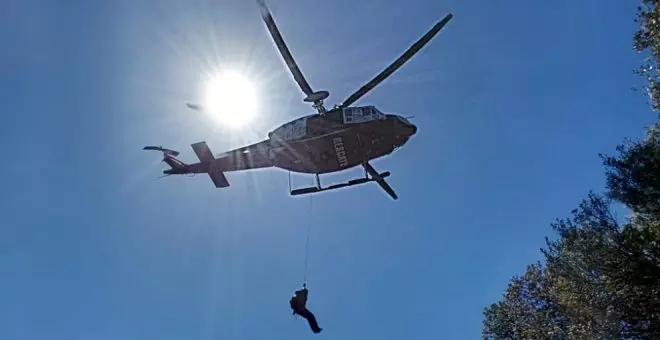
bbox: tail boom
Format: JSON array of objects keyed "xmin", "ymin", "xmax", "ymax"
[
  {"xmin": 162, "ymin": 155, "xmax": 187, "ymax": 170},
  {"xmin": 147, "ymin": 140, "xmax": 274, "ymax": 189}
]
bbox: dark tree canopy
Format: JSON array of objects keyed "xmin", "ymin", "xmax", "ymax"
[
  {"xmin": 602, "ymin": 125, "xmax": 660, "ymax": 219},
  {"xmin": 634, "ymin": 1, "xmax": 660, "ymax": 112}
]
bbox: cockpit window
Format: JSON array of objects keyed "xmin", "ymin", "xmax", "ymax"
[
  {"xmin": 341, "ymin": 106, "xmax": 388, "ymax": 124},
  {"xmin": 372, "ymin": 107, "xmax": 386, "ymax": 120},
  {"xmin": 364, "ymin": 106, "xmax": 386, "ymax": 119}
]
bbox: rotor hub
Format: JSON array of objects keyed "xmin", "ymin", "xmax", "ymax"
[
  {"xmin": 304, "ymin": 91, "xmax": 330, "ymax": 114},
  {"xmin": 303, "ymin": 90, "xmax": 329, "ymax": 103}
]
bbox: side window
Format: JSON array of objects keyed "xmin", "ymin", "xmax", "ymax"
[
  {"xmin": 345, "ymin": 108, "xmax": 362, "ymax": 123},
  {"xmin": 344, "ymin": 108, "xmax": 353, "ymax": 123}
]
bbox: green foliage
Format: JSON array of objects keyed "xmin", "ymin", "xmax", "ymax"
[
  {"xmin": 606, "ymin": 216, "xmax": 660, "ymax": 338},
  {"xmin": 602, "ymin": 124, "xmax": 660, "ymax": 219},
  {"xmin": 482, "ymin": 264, "xmax": 569, "ymax": 340},
  {"xmin": 634, "ymin": 1, "xmax": 660, "ymax": 111},
  {"xmin": 599, "ymin": 124, "xmax": 660, "ymax": 338},
  {"xmin": 542, "ymin": 194, "xmax": 625, "ymax": 339}
]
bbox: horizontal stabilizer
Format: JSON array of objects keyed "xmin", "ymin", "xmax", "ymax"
[
  {"xmin": 191, "ymin": 141, "xmax": 231, "ymax": 188},
  {"xmin": 191, "ymin": 141, "xmax": 215, "ymax": 163},
  {"xmin": 209, "ymin": 171, "xmax": 230, "ymax": 188}
]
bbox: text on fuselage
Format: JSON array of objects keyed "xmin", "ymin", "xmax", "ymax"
[{"xmin": 333, "ymin": 137, "xmax": 349, "ymax": 167}]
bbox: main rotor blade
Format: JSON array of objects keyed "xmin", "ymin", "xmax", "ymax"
[
  {"xmin": 257, "ymin": 0, "xmax": 314, "ymax": 97},
  {"xmin": 339, "ymin": 13, "xmax": 453, "ymax": 108}
]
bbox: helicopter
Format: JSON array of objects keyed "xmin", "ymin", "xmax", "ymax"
[{"xmin": 144, "ymin": 0, "xmax": 453, "ymax": 200}]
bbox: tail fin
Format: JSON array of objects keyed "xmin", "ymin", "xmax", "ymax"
[
  {"xmin": 191, "ymin": 141, "xmax": 230, "ymax": 188},
  {"xmin": 143, "ymin": 146, "xmax": 187, "ymax": 170}
]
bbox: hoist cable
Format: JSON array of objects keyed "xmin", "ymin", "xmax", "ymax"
[{"xmin": 302, "ymin": 182, "xmax": 314, "ymax": 285}]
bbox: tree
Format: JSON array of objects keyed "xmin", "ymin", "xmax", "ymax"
[
  {"xmin": 542, "ymin": 194, "xmax": 626, "ymax": 339},
  {"xmin": 482, "ymin": 194, "xmax": 627, "ymax": 340},
  {"xmin": 482, "ymin": 263, "xmax": 569, "ymax": 339},
  {"xmin": 601, "ymin": 123, "xmax": 660, "ymax": 219},
  {"xmin": 605, "ymin": 220, "xmax": 660, "ymax": 339},
  {"xmin": 634, "ymin": 1, "xmax": 660, "ymax": 112},
  {"xmin": 600, "ymin": 123, "xmax": 660, "ymax": 338}
]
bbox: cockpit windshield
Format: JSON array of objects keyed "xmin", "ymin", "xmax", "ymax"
[{"xmin": 343, "ymin": 106, "xmax": 385, "ymax": 124}]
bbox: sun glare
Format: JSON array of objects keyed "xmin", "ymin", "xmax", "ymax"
[{"xmin": 204, "ymin": 70, "xmax": 257, "ymax": 128}]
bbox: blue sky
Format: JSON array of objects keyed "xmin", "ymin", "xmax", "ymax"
[{"xmin": 1, "ymin": 0, "xmax": 657, "ymax": 339}]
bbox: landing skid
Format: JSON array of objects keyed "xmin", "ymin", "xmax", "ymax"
[{"xmin": 290, "ymin": 171, "xmax": 393, "ymax": 198}]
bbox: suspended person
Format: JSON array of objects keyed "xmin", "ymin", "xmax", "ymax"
[{"xmin": 289, "ymin": 284, "xmax": 322, "ymax": 333}]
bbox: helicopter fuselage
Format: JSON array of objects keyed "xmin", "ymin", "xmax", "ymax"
[
  {"xmin": 267, "ymin": 106, "xmax": 416, "ymax": 174},
  {"xmin": 161, "ymin": 106, "xmax": 416, "ymax": 178}
]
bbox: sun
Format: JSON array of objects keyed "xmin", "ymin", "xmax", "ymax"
[{"xmin": 204, "ymin": 70, "xmax": 258, "ymax": 128}]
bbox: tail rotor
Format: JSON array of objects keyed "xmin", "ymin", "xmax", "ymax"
[{"xmin": 143, "ymin": 146, "xmax": 187, "ymax": 173}]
